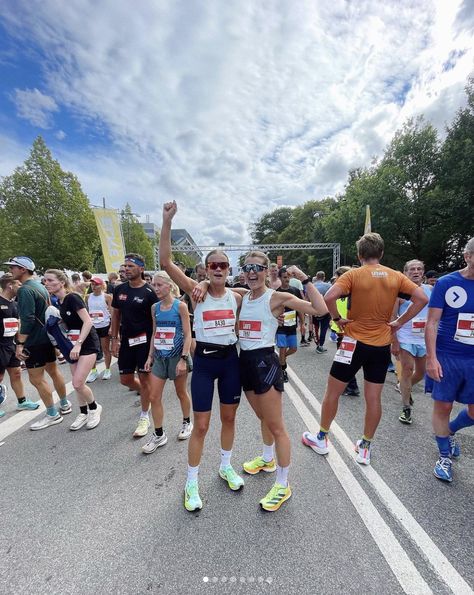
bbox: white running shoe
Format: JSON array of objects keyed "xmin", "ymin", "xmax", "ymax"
[
  {"xmin": 355, "ymin": 439, "xmax": 372, "ymax": 465},
  {"xmin": 178, "ymin": 421, "xmax": 193, "ymax": 440},
  {"xmin": 70, "ymin": 413, "xmax": 88, "ymax": 431},
  {"xmin": 142, "ymin": 432, "xmax": 168, "ymax": 453},
  {"xmin": 102, "ymin": 369, "xmax": 111, "ymax": 380},
  {"xmin": 86, "ymin": 403, "xmax": 102, "ymax": 429},
  {"xmin": 86, "ymin": 369, "xmax": 98, "ymax": 383},
  {"xmin": 30, "ymin": 414, "xmax": 63, "ymax": 431}
]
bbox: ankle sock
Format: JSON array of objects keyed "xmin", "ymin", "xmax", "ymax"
[
  {"xmin": 59, "ymin": 397, "xmax": 69, "ymax": 408},
  {"xmin": 187, "ymin": 465, "xmax": 199, "ymax": 482},
  {"xmin": 155, "ymin": 427, "xmax": 164, "ymax": 437},
  {"xmin": 220, "ymin": 448, "xmax": 232, "ymax": 469},
  {"xmin": 80, "ymin": 405, "xmax": 88, "ymax": 415},
  {"xmin": 262, "ymin": 443, "xmax": 274, "ymax": 463},
  {"xmin": 276, "ymin": 465, "xmax": 289, "ymax": 487},
  {"xmin": 88, "ymin": 401, "xmax": 97, "ymax": 411},
  {"xmin": 17, "ymin": 397, "xmax": 26, "ymax": 404},
  {"xmin": 183, "ymin": 417, "xmax": 190, "ymax": 424},
  {"xmin": 435, "ymin": 435, "xmax": 450, "ymax": 458},
  {"xmin": 317, "ymin": 428, "xmax": 328, "ymax": 440},
  {"xmin": 46, "ymin": 405, "xmax": 58, "ymax": 416}
]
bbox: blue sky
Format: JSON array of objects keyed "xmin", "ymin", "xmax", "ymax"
[{"xmin": 0, "ymin": 0, "xmax": 473, "ymax": 248}]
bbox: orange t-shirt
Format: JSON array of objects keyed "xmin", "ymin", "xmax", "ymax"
[{"xmin": 334, "ymin": 265, "xmax": 418, "ymax": 346}]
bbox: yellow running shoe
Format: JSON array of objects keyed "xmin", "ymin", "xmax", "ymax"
[
  {"xmin": 184, "ymin": 480, "xmax": 203, "ymax": 511},
  {"xmin": 243, "ymin": 456, "xmax": 276, "ymax": 475},
  {"xmin": 219, "ymin": 465, "xmax": 244, "ymax": 490},
  {"xmin": 259, "ymin": 483, "xmax": 292, "ymax": 511},
  {"xmin": 133, "ymin": 417, "xmax": 150, "ymax": 438}
]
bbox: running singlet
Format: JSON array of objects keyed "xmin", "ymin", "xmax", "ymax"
[
  {"xmin": 193, "ymin": 289, "xmax": 238, "ymax": 346},
  {"xmin": 112, "ymin": 282, "xmax": 158, "ymax": 339},
  {"xmin": 59, "ymin": 293, "xmax": 98, "ymax": 350},
  {"xmin": 276, "ymin": 286, "xmax": 300, "ymax": 335},
  {"xmin": 87, "ymin": 293, "xmax": 111, "ymax": 328},
  {"xmin": 154, "ymin": 299, "xmax": 184, "ymax": 358},
  {"xmin": 239, "ymin": 289, "xmax": 279, "ymax": 350},
  {"xmin": 0, "ymin": 296, "xmax": 18, "ymax": 345},
  {"xmin": 429, "ymin": 271, "xmax": 474, "ymax": 357},
  {"xmin": 334, "ymin": 265, "xmax": 418, "ymax": 347},
  {"xmin": 397, "ymin": 284, "xmax": 432, "ymax": 345}
]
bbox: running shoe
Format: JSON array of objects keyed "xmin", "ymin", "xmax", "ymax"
[
  {"xmin": 399, "ymin": 408, "xmax": 412, "ymax": 425},
  {"xmin": 86, "ymin": 404, "xmax": 102, "ymax": 430},
  {"xmin": 86, "ymin": 369, "xmax": 98, "ymax": 383},
  {"xmin": 184, "ymin": 480, "xmax": 202, "ymax": 511},
  {"xmin": 259, "ymin": 483, "xmax": 292, "ymax": 511},
  {"xmin": 178, "ymin": 421, "xmax": 193, "ymax": 440},
  {"xmin": 301, "ymin": 431, "xmax": 329, "ymax": 455},
  {"xmin": 30, "ymin": 413, "xmax": 63, "ymax": 431},
  {"xmin": 16, "ymin": 399, "xmax": 40, "ymax": 411},
  {"xmin": 395, "ymin": 382, "xmax": 401, "ymax": 393},
  {"xmin": 70, "ymin": 413, "xmax": 88, "ymax": 431},
  {"xmin": 133, "ymin": 417, "xmax": 150, "ymax": 437},
  {"xmin": 59, "ymin": 401, "xmax": 72, "ymax": 415},
  {"xmin": 0, "ymin": 384, "xmax": 7, "ymax": 406},
  {"xmin": 434, "ymin": 457, "xmax": 452, "ymax": 482},
  {"xmin": 282, "ymin": 369, "xmax": 289, "ymax": 383},
  {"xmin": 142, "ymin": 431, "xmax": 168, "ymax": 453},
  {"xmin": 243, "ymin": 456, "xmax": 276, "ymax": 475},
  {"xmin": 449, "ymin": 435, "xmax": 460, "ymax": 458},
  {"xmin": 315, "ymin": 346, "xmax": 327, "ymax": 354},
  {"xmin": 57, "ymin": 354, "xmax": 66, "ymax": 364},
  {"xmin": 0, "ymin": 410, "xmax": 5, "ymax": 418},
  {"xmin": 355, "ymin": 439, "xmax": 371, "ymax": 465},
  {"xmin": 219, "ymin": 465, "xmax": 245, "ymax": 490},
  {"xmin": 342, "ymin": 388, "xmax": 360, "ymax": 397},
  {"xmin": 102, "ymin": 369, "xmax": 112, "ymax": 380}
]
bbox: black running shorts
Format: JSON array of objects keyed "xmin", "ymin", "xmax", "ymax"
[
  {"xmin": 240, "ymin": 347, "xmax": 284, "ymax": 395},
  {"xmin": 330, "ymin": 340, "xmax": 391, "ymax": 385}
]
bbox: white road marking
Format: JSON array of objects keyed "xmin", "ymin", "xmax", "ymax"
[{"xmin": 287, "ymin": 366, "xmax": 473, "ymax": 595}]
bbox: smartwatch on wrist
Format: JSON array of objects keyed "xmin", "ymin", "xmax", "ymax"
[
  {"xmin": 302, "ymin": 277, "xmax": 310, "ymax": 285},
  {"xmin": 180, "ymin": 354, "xmax": 189, "ymax": 361},
  {"xmin": 332, "ymin": 316, "xmax": 342, "ymax": 322}
]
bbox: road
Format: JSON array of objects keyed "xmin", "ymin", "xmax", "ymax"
[{"xmin": 1, "ymin": 340, "xmax": 473, "ymax": 595}]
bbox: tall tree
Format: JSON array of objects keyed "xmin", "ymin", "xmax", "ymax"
[
  {"xmin": 0, "ymin": 136, "xmax": 99, "ymax": 270},
  {"xmin": 121, "ymin": 203, "xmax": 155, "ymax": 268}
]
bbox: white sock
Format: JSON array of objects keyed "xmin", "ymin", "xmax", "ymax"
[
  {"xmin": 276, "ymin": 465, "xmax": 289, "ymax": 487},
  {"xmin": 262, "ymin": 443, "xmax": 274, "ymax": 463},
  {"xmin": 220, "ymin": 448, "xmax": 232, "ymax": 469},
  {"xmin": 187, "ymin": 465, "xmax": 199, "ymax": 482},
  {"xmin": 140, "ymin": 411, "xmax": 149, "ymax": 419}
]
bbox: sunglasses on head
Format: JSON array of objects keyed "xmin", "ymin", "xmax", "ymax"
[
  {"xmin": 207, "ymin": 262, "xmax": 229, "ymax": 271},
  {"xmin": 241, "ymin": 263, "xmax": 268, "ymax": 273}
]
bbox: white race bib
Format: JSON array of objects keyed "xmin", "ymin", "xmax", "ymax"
[
  {"xmin": 202, "ymin": 309, "xmax": 236, "ymax": 336},
  {"xmin": 334, "ymin": 337, "xmax": 357, "ymax": 365},
  {"xmin": 283, "ymin": 310, "xmax": 297, "ymax": 327},
  {"xmin": 128, "ymin": 333, "xmax": 147, "ymax": 347},
  {"xmin": 239, "ymin": 320, "xmax": 262, "ymax": 341},
  {"xmin": 411, "ymin": 318, "xmax": 426, "ymax": 335},
  {"xmin": 454, "ymin": 313, "xmax": 474, "ymax": 345},
  {"xmin": 154, "ymin": 326, "xmax": 176, "ymax": 350},
  {"xmin": 3, "ymin": 317, "xmax": 19, "ymax": 337},
  {"xmin": 67, "ymin": 329, "xmax": 81, "ymax": 345},
  {"xmin": 89, "ymin": 310, "xmax": 105, "ymax": 326}
]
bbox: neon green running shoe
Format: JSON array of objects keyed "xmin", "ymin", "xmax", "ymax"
[
  {"xmin": 259, "ymin": 483, "xmax": 292, "ymax": 512},
  {"xmin": 219, "ymin": 465, "xmax": 244, "ymax": 491},
  {"xmin": 184, "ymin": 480, "xmax": 202, "ymax": 511},
  {"xmin": 243, "ymin": 456, "xmax": 276, "ymax": 475}
]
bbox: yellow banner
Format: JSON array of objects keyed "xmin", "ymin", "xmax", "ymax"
[
  {"xmin": 364, "ymin": 204, "xmax": 372, "ymax": 234},
  {"xmin": 93, "ymin": 208, "xmax": 125, "ymax": 273}
]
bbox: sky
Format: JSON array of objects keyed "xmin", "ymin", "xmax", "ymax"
[{"xmin": 0, "ymin": 0, "xmax": 473, "ymax": 253}]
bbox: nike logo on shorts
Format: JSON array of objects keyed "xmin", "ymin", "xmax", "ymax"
[{"xmin": 203, "ymin": 349, "xmax": 218, "ymax": 355}]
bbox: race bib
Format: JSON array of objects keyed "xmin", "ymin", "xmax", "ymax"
[
  {"xmin": 284, "ymin": 310, "xmax": 297, "ymax": 327},
  {"xmin": 202, "ymin": 309, "xmax": 236, "ymax": 336},
  {"xmin": 89, "ymin": 310, "xmax": 105, "ymax": 326},
  {"xmin": 3, "ymin": 317, "xmax": 19, "ymax": 337},
  {"xmin": 128, "ymin": 333, "xmax": 147, "ymax": 347},
  {"xmin": 333, "ymin": 337, "xmax": 357, "ymax": 365},
  {"xmin": 411, "ymin": 318, "xmax": 426, "ymax": 335},
  {"xmin": 454, "ymin": 313, "xmax": 474, "ymax": 345},
  {"xmin": 154, "ymin": 326, "xmax": 176, "ymax": 350},
  {"xmin": 67, "ymin": 329, "xmax": 81, "ymax": 345},
  {"xmin": 239, "ymin": 320, "xmax": 262, "ymax": 341}
]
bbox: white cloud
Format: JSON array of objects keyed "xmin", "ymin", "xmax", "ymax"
[
  {"xmin": 12, "ymin": 88, "xmax": 58, "ymax": 128},
  {"xmin": 0, "ymin": 0, "xmax": 472, "ymax": 246},
  {"xmin": 55, "ymin": 129, "xmax": 66, "ymax": 140}
]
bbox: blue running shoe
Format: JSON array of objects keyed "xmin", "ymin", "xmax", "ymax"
[
  {"xmin": 449, "ymin": 435, "xmax": 460, "ymax": 459},
  {"xmin": 434, "ymin": 457, "xmax": 452, "ymax": 482},
  {"xmin": 17, "ymin": 399, "xmax": 40, "ymax": 411},
  {"xmin": 0, "ymin": 384, "xmax": 7, "ymax": 406}
]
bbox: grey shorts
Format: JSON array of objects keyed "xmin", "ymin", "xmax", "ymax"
[{"xmin": 151, "ymin": 353, "xmax": 192, "ymax": 380}]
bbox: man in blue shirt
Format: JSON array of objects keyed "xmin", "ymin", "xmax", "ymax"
[{"xmin": 426, "ymin": 238, "xmax": 474, "ymax": 482}]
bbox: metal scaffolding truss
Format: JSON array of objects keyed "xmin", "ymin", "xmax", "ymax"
[{"xmin": 160, "ymin": 242, "xmax": 341, "ymax": 273}]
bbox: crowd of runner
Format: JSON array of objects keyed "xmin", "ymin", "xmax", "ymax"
[{"xmin": 1, "ymin": 205, "xmax": 473, "ymax": 510}]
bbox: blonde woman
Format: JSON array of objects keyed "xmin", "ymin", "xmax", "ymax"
[
  {"xmin": 142, "ymin": 271, "xmax": 193, "ymax": 453},
  {"xmin": 85, "ymin": 277, "xmax": 113, "ymax": 381},
  {"xmin": 44, "ymin": 270, "xmax": 102, "ymax": 430}
]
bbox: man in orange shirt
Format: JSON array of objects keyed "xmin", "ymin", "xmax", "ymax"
[{"xmin": 302, "ymin": 233, "xmax": 428, "ymax": 465}]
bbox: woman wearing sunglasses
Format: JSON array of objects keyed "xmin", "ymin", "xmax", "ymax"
[
  {"xmin": 238, "ymin": 253, "xmax": 327, "ymax": 511},
  {"xmin": 160, "ymin": 201, "xmax": 243, "ymax": 512}
]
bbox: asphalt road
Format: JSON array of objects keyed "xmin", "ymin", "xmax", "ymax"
[{"xmin": 1, "ymin": 340, "xmax": 473, "ymax": 595}]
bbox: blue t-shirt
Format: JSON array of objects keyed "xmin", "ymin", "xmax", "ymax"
[
  {"xmin": 154, "ymin": 299, "xmax": 184, "ymax": 358},
  {"xmin": 429, "ymin": 271, "xmax": 474, "ymax": 358}
]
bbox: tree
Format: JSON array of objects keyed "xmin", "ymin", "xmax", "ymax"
[
  {"xmin": 0, "ymin": 136, "xmax": 99, "ymax": 270},
  {"xmin": 120, "ymin": 203, "xmax": 155, "ymax": 269}
]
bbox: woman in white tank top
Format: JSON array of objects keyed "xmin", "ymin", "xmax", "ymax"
[
  {"xmin": 238, "ymin": 251, "xmax": 328, "ymax": 511},
  {"xmin": 86, "ymin": 278, "xmax": 113, "ymax": 381}
]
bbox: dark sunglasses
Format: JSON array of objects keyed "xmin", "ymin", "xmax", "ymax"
[
  {"xmin": 207, "ymin": 262, "xmax": 229, "ymax": 270},
  {"xmin": 241, "ymin": 263, "xmax": 268, "ymax": 273}
]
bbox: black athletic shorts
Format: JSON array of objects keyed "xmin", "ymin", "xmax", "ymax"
[
  {"xmin": 118, "ymin": 338, "xmax": 150, "ymax": 375},
  {"xmin": 240, "ymin": 347, "xmax": 284, "ymax": 395},
  {"xmin": 0, "ymin": 344, "xmax": 21, "ymax": 373},
  {"xmin": 95, "ymin": 325, "xmax": 110, "ymax": 339},
  {"xmin": 330, "ymin": 340, "xmax": 391, "ymax": 385},
  {"xmin": 25, "ymin": 343, "xmax": 57, "ymax": 369}
]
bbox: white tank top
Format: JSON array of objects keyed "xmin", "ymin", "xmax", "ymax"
[
  {"xmin": 396, "ymin": 284, "xmax": 431, "ymax": 345},
  {"xmin": 87, "ymin": 293, "xmax": 111, "ymax": 328},
  {"xmin": 194, "ymin": 289, "xmax": 238, "ymax": 345},
  {"xmin": 239, "ymin": 289, "xmax": 278, "ymax": 351}
]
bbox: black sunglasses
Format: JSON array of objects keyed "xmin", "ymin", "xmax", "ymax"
[{"xmin": 241, "ymin": 263, "xmax": 268, "ymax": 273}]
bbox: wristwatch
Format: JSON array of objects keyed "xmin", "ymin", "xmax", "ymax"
[
  {"xmin": 77, "ymin": 339, "xmax": 84, "ymax": 345},
  {"xmin": 15, "ymin": 340, "xmax": 25, "ymax": 345},
  {"xmin": 181, "ymin": 354, "xmax": 189, "ymax": 361},
  {"xmin": 302, "ymin": 277, "xmax": 310, "ymax": 285},
  {"xmin": 332, "ymin": 316, "xmax": 342, "ymax": 322}
]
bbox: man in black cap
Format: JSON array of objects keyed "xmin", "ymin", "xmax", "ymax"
[
  {"xmin": 425, "ymin": 270, "xmax": 439, "ymax": 287},
  {"xmin": 4, "ymin": 256, "xmax": 70, "ymax": 430}
]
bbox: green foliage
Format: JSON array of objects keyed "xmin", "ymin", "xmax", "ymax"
[
  {"xmin": 121, "ymin": 203, "xmax": 155, "ymax": 269},
  {"xmin": 0, "ymin": 136, "xmax": 99, "ymax": 270}
]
